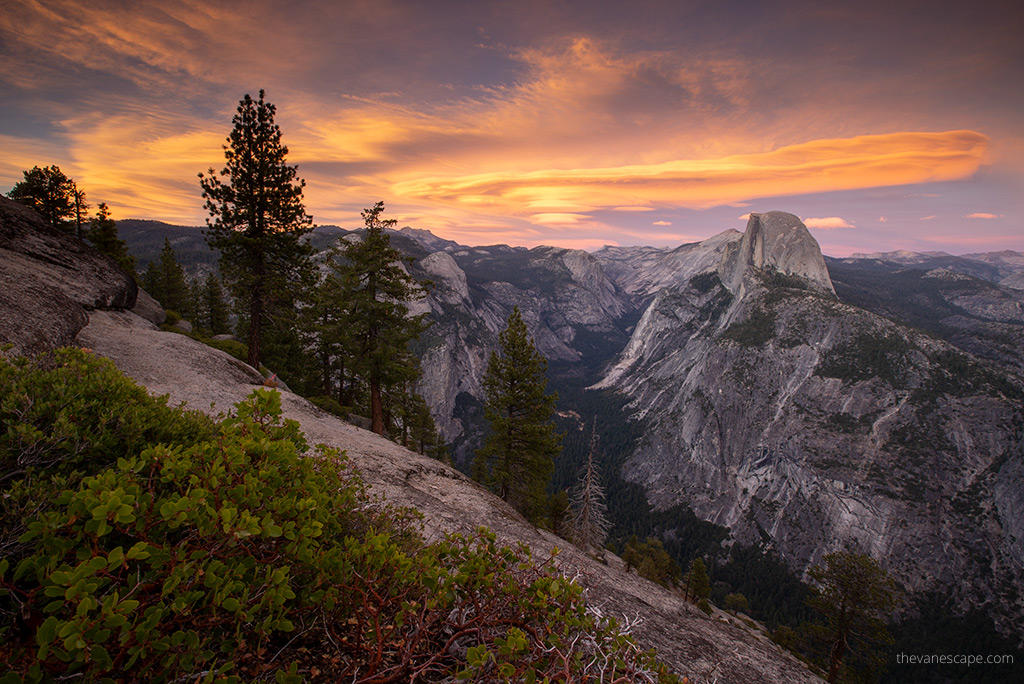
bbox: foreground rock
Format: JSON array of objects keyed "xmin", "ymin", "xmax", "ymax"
[
  {"xmin": 0, "ymin": 197, "xmax": 136, "ymax": 357},
  {"xmin": 76, "ymin": 310, "xmax": 820, "ymax": 683}
]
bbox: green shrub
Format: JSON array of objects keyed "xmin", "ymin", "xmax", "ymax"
[
  {"xmin": 1, "ymin": 349, "xmax": 214, "ymax": 482},
  {"xmin": 202, "ymin": 337, "xmax": 249, "ymax": 364},
  {"xmin": 0, "ymin": 349, "xmax": 215, "ymax": 573},
  {"xmin": 622, "ymin": 536, "xmax": 683, "ymax": 588},
  {"xmin": 0, "ymin": 351, "xmax": 680, "ymax": 682}
]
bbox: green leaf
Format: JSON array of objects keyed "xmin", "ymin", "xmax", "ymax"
[{"xmin": 35, "ymin": 616, "xmax": 59, "ymax": 647}]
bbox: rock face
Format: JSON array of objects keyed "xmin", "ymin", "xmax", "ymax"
[
  {"xmin": 596, "ymin": 226, "xmax": 1024, "ymax": 639},
  {"xmin": 596, "ymin": 229, "xmax": 742, "ymax": 297},
  {"xmin": 718, "ymin": 212, "xmax": 835, "ymax": 296},
  {"xmin": 408, "ymin": 242, "xmax": 635, "ymax": 461},
  {"xmin": 0, "ymin": 197, "xmax": 137, "ymax": 357}
]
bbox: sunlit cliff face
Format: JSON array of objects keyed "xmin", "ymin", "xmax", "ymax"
[{"xmin": 1, "ymin": 0, "xmax": 1021, "ymax": 253}]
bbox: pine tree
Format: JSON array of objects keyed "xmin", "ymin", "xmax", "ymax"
[
  {"xmin": 7, "ymin": 165, "xmax": 75, "ymax": 230},
  {"xmin": 199, "ymin": 90, "xmax": 313, "ymax": 370},
  {"xmin": 806, "ymin": 550, "xmax": 898, "ymax": 683},
  {"xmin": 473, "ymin": 306, "xmax": 562, "ymax": 523},
  {"xmin": 324, "ymin": 202, "xmax": 428, "ymax": 435},
  {"xmin": 570, "ymin": 421, "xmax": 610, "ymax": 553},
  {"xmin": 71, "ymin": 182, "xmax": 89, "ymax": 240},
  {"xmin": 202, "ymin": 274, "xmax": 231, "ymax": 335},
  {"xmin": 142, "ymin": 239, "xmax": 190, "ymax": 315},
  {"xmin": 86, "ymin": 203, "xmax": 135, "ymax": 274},
  {"xmin": 303, "ymin": 272, "xmax": 347, "ymax": 400},
  {"xmin": 684, "ymin": 557, "xmax": 711, "ymax": 602}
]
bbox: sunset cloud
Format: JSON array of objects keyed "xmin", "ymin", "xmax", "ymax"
[
  {"xmin": 394, "ymin": 131, "xmax": 988, "ymax": 219},
  {"xmin": 0, "ymin": 1, "xmax": 1020, "ymax": 253}
]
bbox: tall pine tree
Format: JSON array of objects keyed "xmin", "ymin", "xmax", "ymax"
[
  {"xmin": 806, "ymin": 550, "xmax": 898, "ymax": 683},
  {"xmin": 199, "ymin": 90, "xmax": 313, "ymax": 370},
  {"xmin": 473, "ymin": 306, "xmax": 562, "ymax": 523},
  {"xmin": 323, "ymin": 202, "xmax": 428, "ymax": 435}
]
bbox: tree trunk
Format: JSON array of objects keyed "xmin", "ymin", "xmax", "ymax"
[
  {"xmin": 248, "ymin": 281, "xmax": 262, "ymax": 369},
  {"xmin": 370, "ymin": 378, "xmax": 384, "ymax": 435},
  {"xmin": 827, "ymin": 628, "xmax": 848, "ymax": 683}
]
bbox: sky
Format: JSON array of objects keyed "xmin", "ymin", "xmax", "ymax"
[{"xmin": 1, "ymin": 0, "xmax": 1022, "ymax": 255}]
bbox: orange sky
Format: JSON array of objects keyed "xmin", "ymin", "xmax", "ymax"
[{"xmin": 1, "ymin": 0, "xmax": 1021, "ymax": 254}]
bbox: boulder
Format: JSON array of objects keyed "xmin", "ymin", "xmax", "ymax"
[
  {"xmin": 132, "ymin": 288, "xmax": 166, "ymax": 325},
  {"xmin": 172, "ymin": 318, "xmax": 193, "ymax": 334}
]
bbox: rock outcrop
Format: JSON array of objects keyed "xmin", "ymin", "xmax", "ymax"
[
  {"xmin": 596, "ymin": 229, "xmax": 742, "ymax": 298},
  {"xmin": 718, "ymin": 212, "xmax": 835, "ymax": 296},
  {"xmin": 0, "ymin": 197, "xmax": 137, "ymax": 357}
]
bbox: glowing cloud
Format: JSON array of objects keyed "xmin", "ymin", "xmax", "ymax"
[
  {"xmin": 966, "ymin": 212, "xmax": 1002, "ymax": 219},
  {"xmin": 395, "ymin": 131, "xmax": 989, "ymax": 217},
  {"xmin": 652, "ymin": 220, "xmax": 672, "ymax": 226},
  {"xmin": 804, "ymin": 217, "xmax": 854, "ymax": 229}
]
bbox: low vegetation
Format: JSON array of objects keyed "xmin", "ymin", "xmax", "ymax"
[
  {"xmin": 721, "ymin": 306, "xmax": 777, "ymax": 347},
  {"xmin": 815, "ymin": 331, "xmax": 912, "ymax": 385},
  {"xmin": 1, "ymin": 349, "xmax": 679, "ymax": 682}
]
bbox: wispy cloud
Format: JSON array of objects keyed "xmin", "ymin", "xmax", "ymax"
[
  {"xmin": 395, "ymin": 131, "xmax": 988, "ymax": 222},
  {"xmin": 804, "ymin": 217, "xmax": 854, "ymax": 229},
  {"xmin": 965, "ymin": 212, "xmax": 1002, "ymax": 219}
]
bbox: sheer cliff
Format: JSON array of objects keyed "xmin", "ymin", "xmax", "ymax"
[{"xmin": 595, "ymin": 213, "xmax": 1024, "ymax": 638}]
